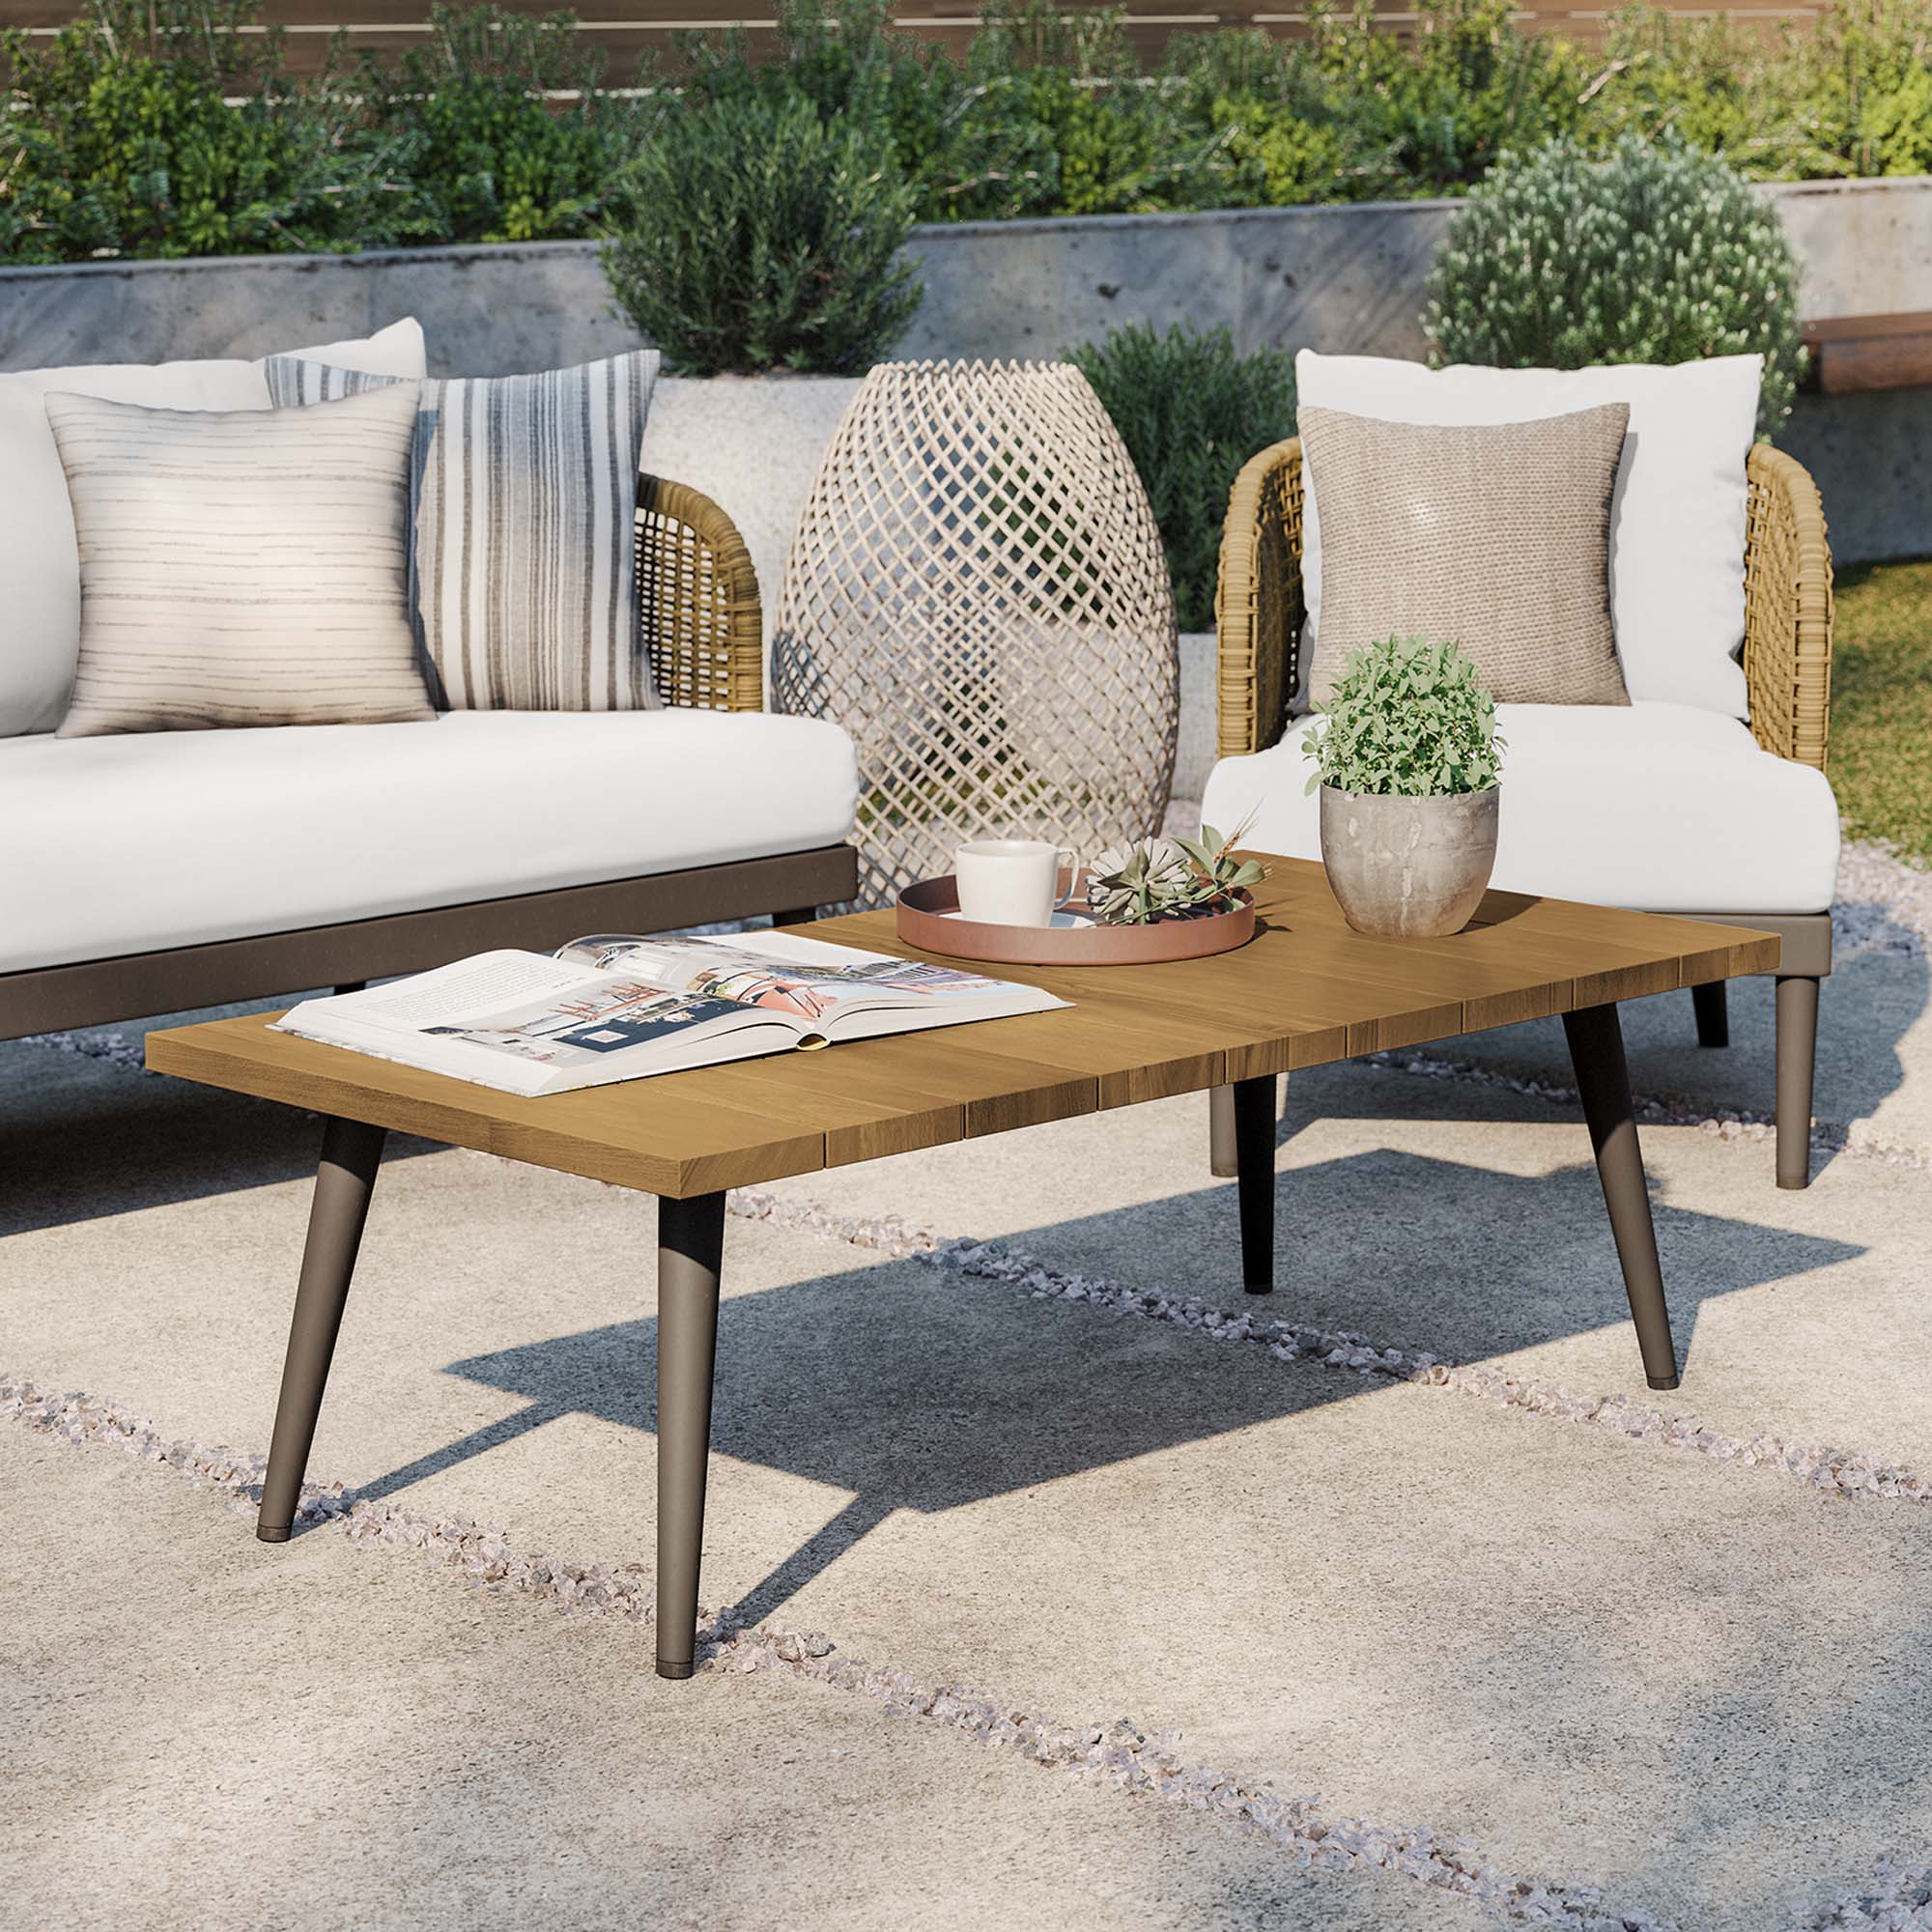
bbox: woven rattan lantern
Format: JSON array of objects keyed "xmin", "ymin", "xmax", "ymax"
[{"xmin": 772, "ymin": 359, "xmax": 1179, "ymax": 907}]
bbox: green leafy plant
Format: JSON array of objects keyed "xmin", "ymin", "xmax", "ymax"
[
  {"xmin": 601, "ymin": 91, "xmax": 923, "ymax": 375},
  {"xmin": 1424, "ymin": 133, "xmax": 1805, "ymax": 438},
  {"xmin": 1303, "ymin": 637, "xmax": 1503, "ymax": 798},
  {"xmin": 0, "ymin": 0, "xmax": 406, "ymax": 263},
  {"xmin": 7, "ymin": 0, "xmax": 1932, "ymax": 269},
  {"xmin": 1067, "ymin": 322, "xmax": 1296, "ymax": 631},
  {"xmin": 365, "ymin": 7, "xmax": 650, "ymax": 243},
  {"xmin": 1087, "ymin": 822, "xmax": 1267, "ymax": 924}
]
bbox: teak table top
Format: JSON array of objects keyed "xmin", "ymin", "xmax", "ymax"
[{"xmin": 146, "ymin": 857, "xmax": 1778, "ymax": 1200}]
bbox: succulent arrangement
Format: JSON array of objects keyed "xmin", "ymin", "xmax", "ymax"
[
  {"xmin": 1087, "ymin": 822, "xmax": 1266, "ymax": 925},
  {"xmin": 1303, "ymin": 637, "xmax": 1504, "ymax": 799}
]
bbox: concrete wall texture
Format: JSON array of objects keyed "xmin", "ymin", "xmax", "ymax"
[{"xmin": 1, "ymin": 175, "xmax": 1925, "ymax": 560}]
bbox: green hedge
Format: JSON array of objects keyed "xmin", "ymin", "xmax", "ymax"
[{"xmin": 3, "ymin": 0, "xmax": 1928, "ymax": 266}]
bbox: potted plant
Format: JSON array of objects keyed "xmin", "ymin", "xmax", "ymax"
[{"xmin": 1302, "ymin": 637, "xmax": 1504, "ymax": 939}]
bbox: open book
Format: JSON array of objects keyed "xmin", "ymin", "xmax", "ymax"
[{"xmin": 270, "ymin": 929, "xmax": 1068, "ymax": 1097}]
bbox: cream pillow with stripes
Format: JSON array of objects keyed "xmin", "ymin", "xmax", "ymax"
[
  {"xmin": 264, "ymin": 352, "xmax": 661, "ymax": 711},
  {"xmin": 45, "ymin": 384, "xmax": 433, "ymax": 737}
]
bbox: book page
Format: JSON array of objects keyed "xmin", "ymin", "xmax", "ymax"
[
  {"xmin": 336, "ymin": 952, "xmax": 596, "ymax": 1032},
  {"xmin": 554, "ymin": 931, "xmax": 1030, "ymax": 1023}
]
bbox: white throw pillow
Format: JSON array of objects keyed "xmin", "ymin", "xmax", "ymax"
[
  {"xmin": 48, "ymin": 384, "xmax": 433, "ymax": 736},
  {"xmin": 1294, "ymin": 351, "xmax": 1763, "ymax": 718},
  {"xmin": 0, "ymin": 318, "xmax": 426, "ymax": 736}
]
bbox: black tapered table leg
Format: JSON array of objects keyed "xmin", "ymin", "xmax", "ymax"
[
  {"xmin": 1562, "ymin": 1005, "xmax": 1680, "ymax": 1391},
  {"xmin": 1233, "ymin": 1073, "xmax": 1276, "ymax": 1294},
  {"xmin": 257, "ymin": 1116, "xmax": 387, "ymax": 1542},
  {"xmin": 656, "ymin": 1190, "xmax": 725, "ymax": 1680}
]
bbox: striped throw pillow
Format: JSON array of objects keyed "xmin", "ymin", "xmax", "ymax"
[
  {"xmin": 45, "ymin": 384, "xmax": 434, "ymax": 737},
  {"xmin": 264, "ymin": 352, "xmax": 661, "ymax": 712}
]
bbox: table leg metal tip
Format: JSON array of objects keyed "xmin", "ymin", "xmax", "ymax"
[
  {"xmin": 1647, "ymin": 1375, "xmax": 1681, "ymax": 1392},
  {"xmin": 256, "ymin": 1523, "xmax": 293, "ymax": 1544},
  {"xmin": 1243, "ymin": 1283, "xmax": 1274, "ymax": 1295},
  {"xmin": 656, "ymin": 1659, "xmax": 696, "ymax": 1681}
]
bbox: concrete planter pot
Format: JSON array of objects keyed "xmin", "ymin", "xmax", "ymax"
[{"xmin": 1318, "ymin": 783, "xmax": 1499, "ymax": 939}]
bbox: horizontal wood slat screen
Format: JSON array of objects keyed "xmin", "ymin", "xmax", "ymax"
[{"xmin": 0, "ymin": 0, "xmax": 1821, "ymax": 79}]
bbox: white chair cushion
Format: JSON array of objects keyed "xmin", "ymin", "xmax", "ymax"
[
  {"xmin": 0, "ymin": 320, "xmax": 426, "ymax": 740},
  {"xmin": 1202, "ymin": 702, "xmax": 1839, "ymax": 916},
  {"xmin": 1295, "ymin": 351, "xmax": 1762, "ymax": 720},
  {"xmin": 1, "ymin": 710, "xmax": 858, "ymax": 972}
]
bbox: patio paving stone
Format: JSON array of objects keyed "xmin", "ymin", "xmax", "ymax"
[{"xmin": 4, "ymin": 853, "xmax": 1929, "ymax": 1932}]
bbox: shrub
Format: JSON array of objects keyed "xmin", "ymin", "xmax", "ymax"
[
  {"xmin": 366, "ymin": 7, "xmax": 650, "ymax": 243},
  {"xmin": 0, "ymin": 0, "xmax": 405, "ymax": 263},
  {"xmin": 602, "ymin": 92, "xmax": 922, "ymax": 375},
  {"xmin": 1303, "ymin": 637, "xmax": 1503, "ymax": 797},
  {"xmin": 1424, "ymin": 134, "xmax": 1804, "ymax": 437},
  {"xmin": 1587, "ymin": 1, "xmax": 1932, "ymax": 183},
  {"xmin": 5, "ymin": 0, "xmax": 1931, "ymax": 269},
  {"xmin": 1067, "ymin": 322, "xmax": 1296, "ymax": 631}
]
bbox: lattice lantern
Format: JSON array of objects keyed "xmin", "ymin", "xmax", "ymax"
[{"xmin": 772, "ymin": 360, "xmax": 1179, "ymax": 907}]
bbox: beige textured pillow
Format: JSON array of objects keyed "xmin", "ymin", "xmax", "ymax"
[
  {"xmin": 1299, "ymin": 402, "xmax": 1633, "ymax": 709},
  {"xmin": 46, "ymin": 384, "xmax": 434, "ymax": 737}
]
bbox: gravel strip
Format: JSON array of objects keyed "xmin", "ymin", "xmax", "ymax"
[
  {"xmin": 1806, "ymin": 1858, "xmax": 1932, "ymax": 1930},
  {"xmin": 1836, "ymin": 841, "xmax": 1932, "ymax": 959},
  {"xmin": 0, "ymin": 1370, "xmax": 1683, "ymax": 1932},
  {"xmin": 726, "ymin": 1192, "xmax": 1932, "ymax": 1509},
  {"xmin": 1361, "ymin": 1047, "xmax": 1932, "ymax": 1174}
]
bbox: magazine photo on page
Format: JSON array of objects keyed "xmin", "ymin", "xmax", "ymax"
[{"xmin": 270, "ymin": 928, "xmax": 1068, "ymax": 1098}]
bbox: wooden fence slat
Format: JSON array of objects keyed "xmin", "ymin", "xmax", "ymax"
[{"xmin": 0, "ymin": 0, "xmax": 1822, "ymax": 83}]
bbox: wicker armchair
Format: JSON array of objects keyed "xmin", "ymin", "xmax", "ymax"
[
  {"xmin": 635, "ymin": 473, "xmax": 765, "ymax": 713},
  {"xmin": 1210, "ymin": 438, "xmax": 1837, "ymax": 1188}
]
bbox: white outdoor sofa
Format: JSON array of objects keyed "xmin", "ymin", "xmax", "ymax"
[{"xmin": 0, "ymin": 340, "xmax": 858, "ymax": 1041}]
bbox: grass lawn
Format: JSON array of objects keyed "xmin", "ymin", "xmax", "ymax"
[{"xmin": 1827, "ymin": 556, "xmax": 1932, "ymax": 866}]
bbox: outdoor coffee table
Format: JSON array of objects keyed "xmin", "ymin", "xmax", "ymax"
[{"xmin": 146, "ymin": 857, "xmax": 1777, "ymax": 1679}]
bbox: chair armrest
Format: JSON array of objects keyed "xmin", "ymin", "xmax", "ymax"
[
  {"xmin": 1215, "ymin": 438, "xmax": 1304, "ymax": 758},
  {"xmin": 1743, "ymin": 443, "xmax": 1833, "ymax": 772},
  {"xmin": 636, "ymin": 474, "xmax": 763, "ymax": 712}
]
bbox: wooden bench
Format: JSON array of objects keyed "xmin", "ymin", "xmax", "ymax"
[{"xmin": 1802, "ymin": 313, "xmax": 1932, "ymax": 395}]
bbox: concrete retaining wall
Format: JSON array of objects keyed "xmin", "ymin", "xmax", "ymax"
[{"xmin": 1, "ymin": 175, "xmax": 1925, "ymax": 559}]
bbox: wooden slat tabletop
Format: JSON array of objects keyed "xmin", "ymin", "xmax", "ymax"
[{"xmin": 144, "ymin": 855, "xmax": 1778, "ymax": 1198}]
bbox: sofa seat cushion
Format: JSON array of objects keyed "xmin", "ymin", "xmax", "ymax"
[
  {"xmin": 2, "ymin": 710, "xmax": 858, "ymax": 973},
  {"xmin": 1201, "ymin": 701, "xmax": 1839, "ymax": 917}
]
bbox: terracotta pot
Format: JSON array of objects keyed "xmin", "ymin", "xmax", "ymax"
[{"xmin": 1318, "ymin": 784, "xmax": 1500, "ymax": 939}]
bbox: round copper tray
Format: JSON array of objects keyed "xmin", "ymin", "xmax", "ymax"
[{"xmin": 896, "ymin": 873, "xmax": 1256, "ymax": 966}]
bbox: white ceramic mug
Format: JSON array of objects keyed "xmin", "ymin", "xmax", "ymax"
[{"xmin": 954, "ymin": 838, "xmax": 1079, "ymax": 927}]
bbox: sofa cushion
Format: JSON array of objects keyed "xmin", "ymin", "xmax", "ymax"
[
  {"xmin": 49, "ymin": 384, "xmax": 432, "ymax": 736},
  {"xmin": 0, "ymin": 710, "xmax": 858, "ymax": 972},
  {"xmin": 1201, "ymin": 702, "xmax": 1839, "ymax": 915},
  {"xmin": 1295, "ymin": 351, "xmax": 1762, "ymax": 720},
  {"xmin": 1298, "ymin": 402, "xmax": 1632, "ymax": 709},
  {"xmin": 264, "ymin": 351, "xmax": 664, "ymax": 712},
  {"xmin": 0, "ymin": 320, "xmax": 426, "ymax": 739}
]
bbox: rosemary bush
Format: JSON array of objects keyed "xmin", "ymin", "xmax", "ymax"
[
  {"xmin": 601, "ymin": 92, "xmax": 922, "ymax": 374},
  {"xmin": 1424, "ymin": 134, "xmax": 1805, "ymax": 438},
  {"xmin": 1067, "ymin": 322, "xmax": 1296, "ymax": 632},
  {"xmin": 1304, "ymin": 637, "xmax": 1503, "ymax": 798}
]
